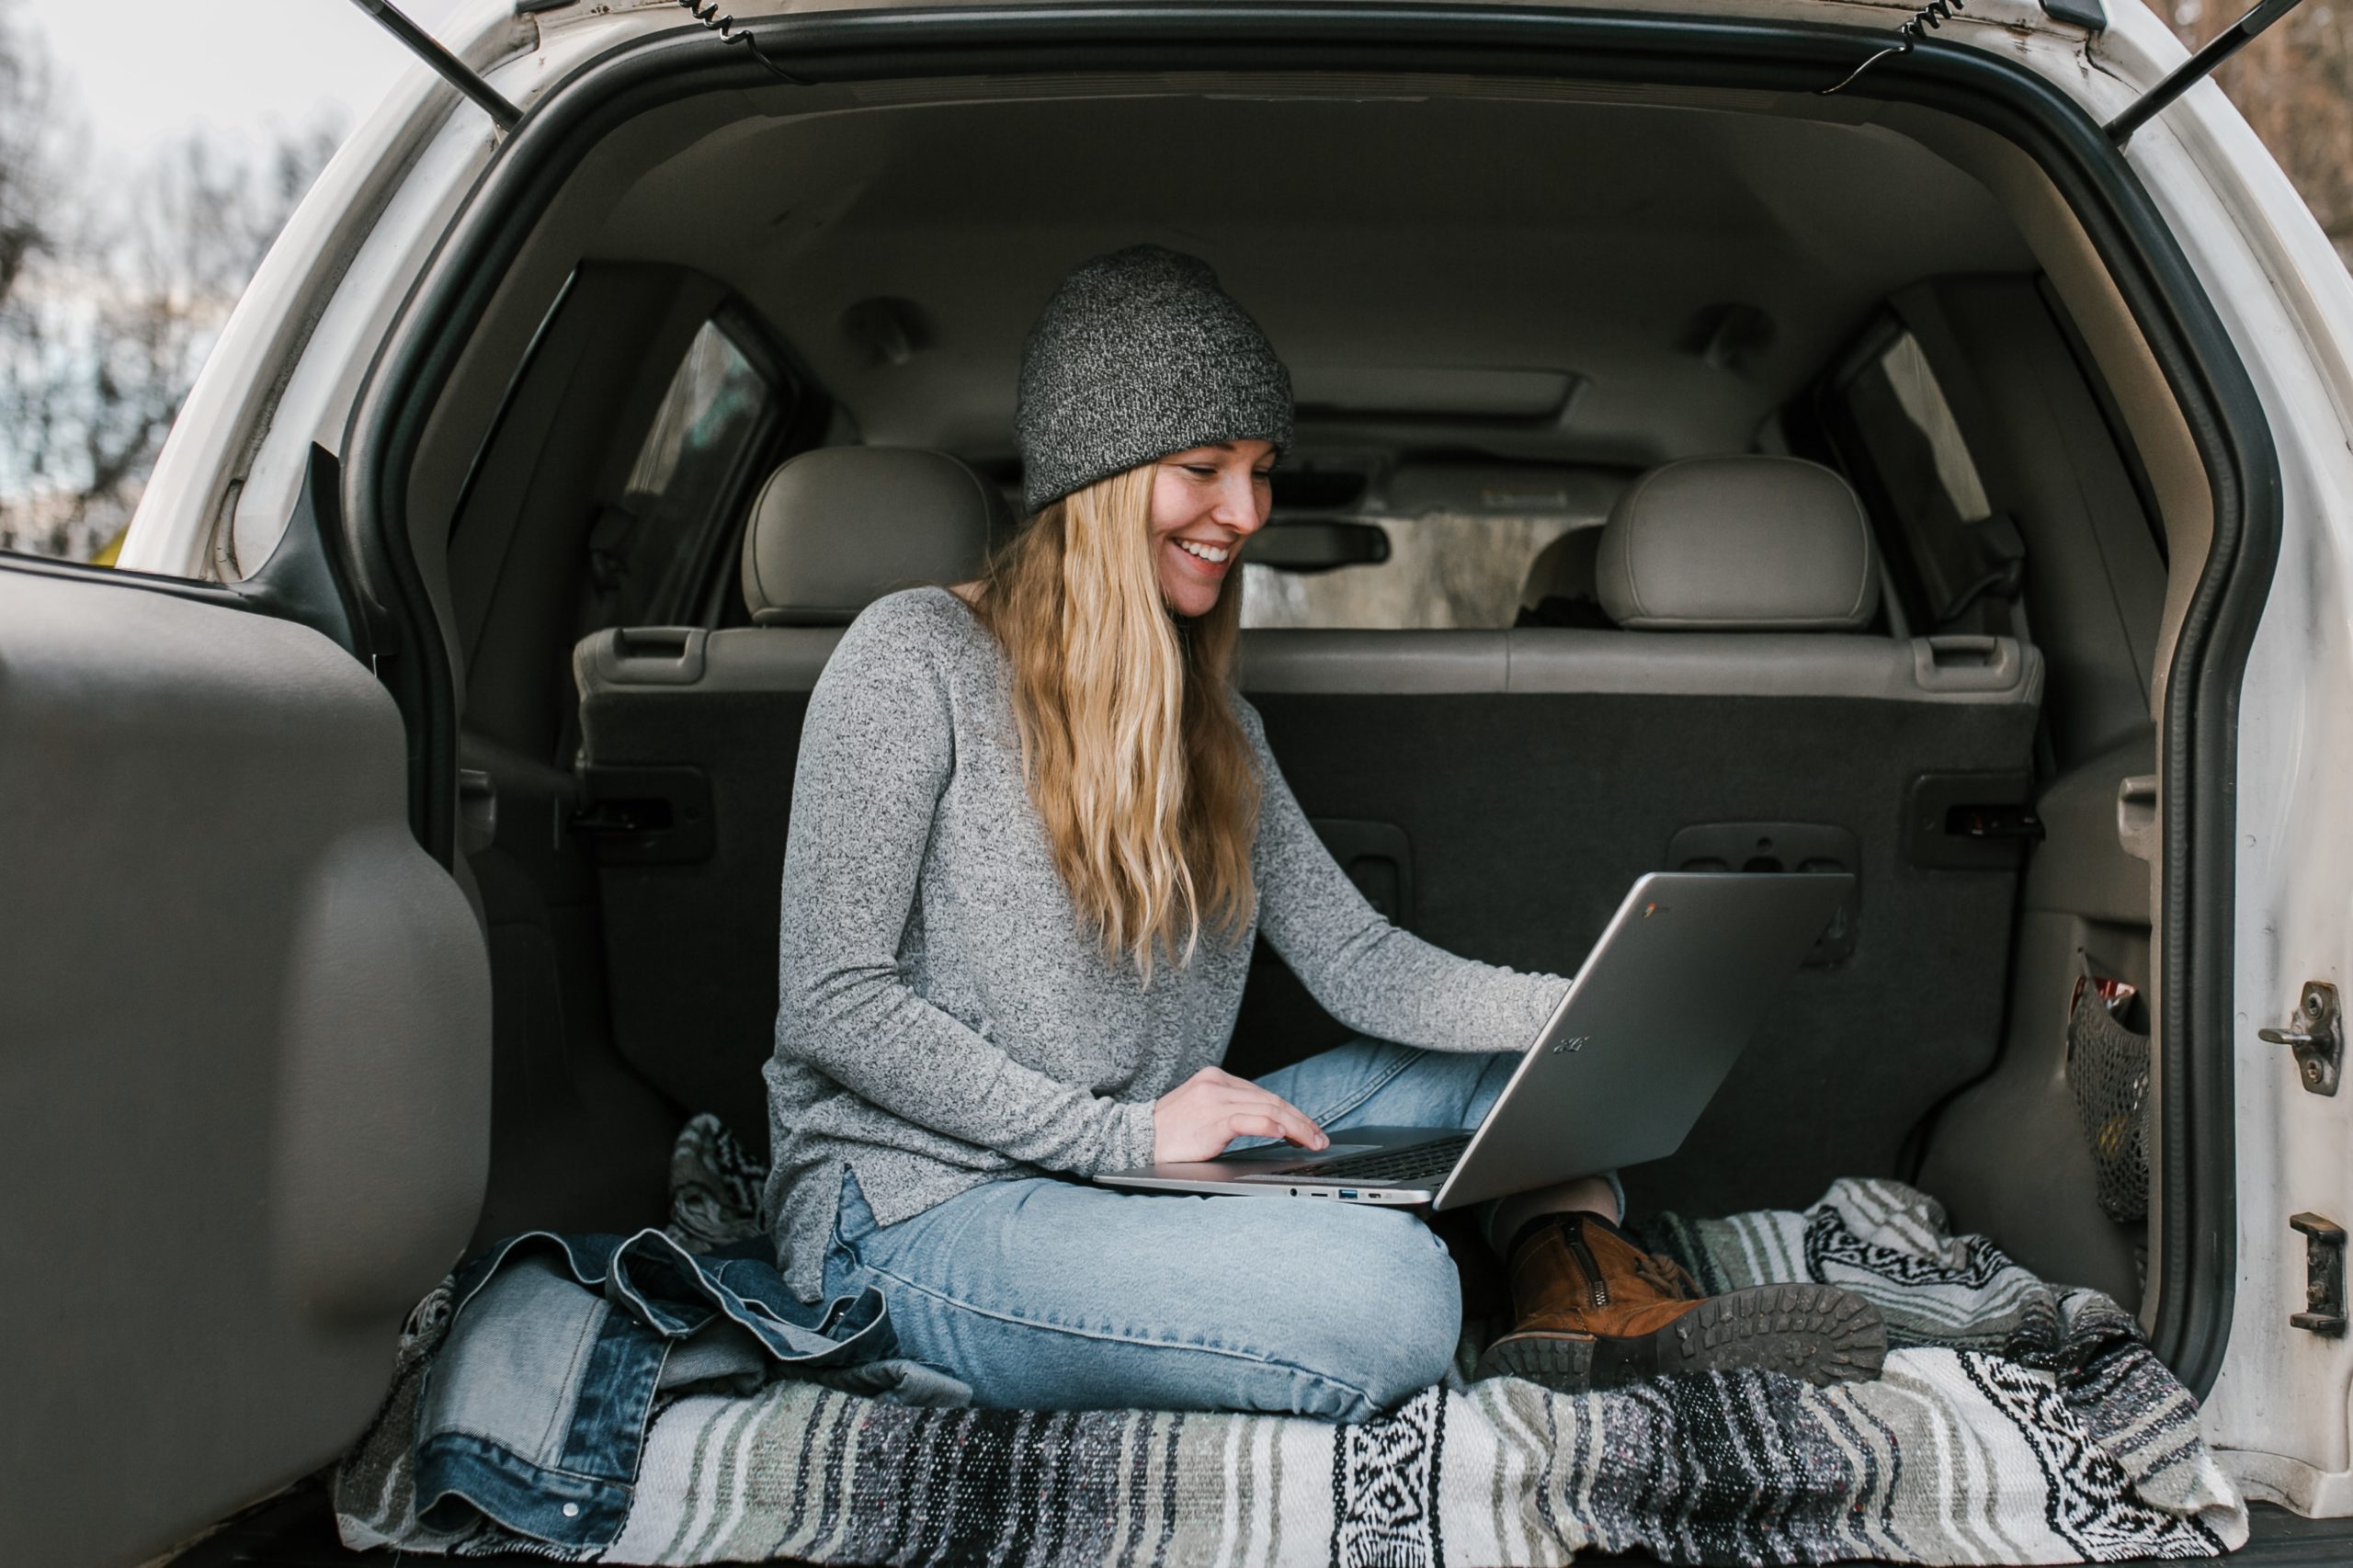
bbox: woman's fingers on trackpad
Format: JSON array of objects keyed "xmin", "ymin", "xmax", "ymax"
[{"xmin": 1255, "ymin": 1091, "xmax": 1326, "ymax": 1149}]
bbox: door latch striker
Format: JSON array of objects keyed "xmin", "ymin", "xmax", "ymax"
[{"xmin": 2260, "ymin": 982, "xmax": 2342, "ymax": 1096}]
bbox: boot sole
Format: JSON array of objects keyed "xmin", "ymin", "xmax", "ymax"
[{"xmin": 1475, "ymin": 1283, "xmax": 1888, "ymax": 1392}]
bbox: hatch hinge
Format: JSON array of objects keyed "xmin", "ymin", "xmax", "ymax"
[
  {"xmin": 2109, "ymin": 0, "xmax": 2310, "ymax": 145},
  {"xmin": 2260, "ymin": 981, "xmax": 2343, "ymax": 1096},
  {"xmin": 2041, "ymin": 0, "xmax": 2106, "ymax": 31},
  {"xmin": 344, "ymin": 0, "xmax": 523, "ymax": 131},
  {"xmin": 2290, "ymin": 1213, "xmax": 2347, "ymax": 1335}
]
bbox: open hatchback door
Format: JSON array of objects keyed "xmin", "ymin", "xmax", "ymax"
[{"xmin": 0, "ymin": 517, "xmax": 491, "ymax": 1560}]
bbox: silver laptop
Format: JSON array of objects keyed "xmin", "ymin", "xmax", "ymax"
[{"xmin": 1096, "ymin": 870, "xmax": 1852, "ymax": 1210}]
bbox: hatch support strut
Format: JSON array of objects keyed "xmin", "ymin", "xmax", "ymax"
[
  {"xmin": 2109, "ymin": 0, "xmax": 2308, "ymax": 144},
  {"xmin": 344, "ymin": 0, "xmax": 523, "ymax": 131}
]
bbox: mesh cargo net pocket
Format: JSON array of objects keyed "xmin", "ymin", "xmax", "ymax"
[{"xmin": 2066, "ymin": 956, "xmax": 2151, "ymax": 1223}]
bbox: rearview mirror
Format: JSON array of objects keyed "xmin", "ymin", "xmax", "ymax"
[{"xmin": 1246, "ymin": 519, "xmax": 1391, "ymax": 574}]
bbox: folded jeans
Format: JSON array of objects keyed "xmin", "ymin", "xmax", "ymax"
[{"xmin": 411, "ymin": 1226, "xmax": 961, "ymax": 1554}]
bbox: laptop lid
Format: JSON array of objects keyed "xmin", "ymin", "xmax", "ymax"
[{"xmin": 1430, "ymin": 869, "xmax": 1850, "ymax": 1210}]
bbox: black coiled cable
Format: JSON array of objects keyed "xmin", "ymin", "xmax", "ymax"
[
  {"xmin": 1821, "ymin": 0, "xmax": 1969, "ymax": 95},
  {"xmin": 675, "ymin": 0, "xmax": 805, "ymax": 85}
]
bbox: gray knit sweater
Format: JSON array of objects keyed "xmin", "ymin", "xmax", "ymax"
[{"xmin": 762, "ymin": 586, "xmax": 1567, "ymax": 1301}]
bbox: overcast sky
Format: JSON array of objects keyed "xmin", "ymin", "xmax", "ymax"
[{"xmin": 27, "ymin": 0, "xmax": 469, "ymax": 165}]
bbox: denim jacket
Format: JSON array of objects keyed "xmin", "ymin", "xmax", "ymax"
[{"xmin": 411, "ymin": 1227, "xmax": 963, "ymax": 1553}]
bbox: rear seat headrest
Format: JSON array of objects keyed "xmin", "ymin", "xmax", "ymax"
[
  {"xmin": 1596, "ymin": 456, "xmax": 1880, "ymax": 631},
  {"xmin": 741, "ymin": 447, "xmax": 1011, "ymax": 627}
]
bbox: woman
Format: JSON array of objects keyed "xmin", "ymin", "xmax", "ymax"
[{"xmin": 761, "ymin": 245, "xmax": 1884, "ymax": 1419}]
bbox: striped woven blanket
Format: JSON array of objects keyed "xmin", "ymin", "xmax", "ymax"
[{"xmin": 336, "ymin": 1131, "xmax": 2245, "ymax": 1565}]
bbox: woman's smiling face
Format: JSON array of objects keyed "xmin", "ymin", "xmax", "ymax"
[{"xmin": 1148, "ymin": 439, "xmax": 1275, "ymax": 618}]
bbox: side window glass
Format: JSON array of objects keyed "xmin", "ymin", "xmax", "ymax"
[
  {"xmin": 1872, "ymin": 333, "xmax": 1991, "ymax": 525},
  {"xmin": 589, "ymin": 318, "xmax": 783, "ymax": 629},
  {"xmin": 1835, "ymin": 330, "xmax": 2006, "ymax": 631}
]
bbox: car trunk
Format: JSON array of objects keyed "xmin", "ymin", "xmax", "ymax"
[
  {"xmin": 426, "ymin": 36, "xmax": 2194, "ymax": 1307},
  {"xmin": 242, "ymin": 3, "xmax": 2290, "ymax": 1559}
]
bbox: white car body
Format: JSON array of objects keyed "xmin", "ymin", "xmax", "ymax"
[{"xmin": 51, "ymin": 0, "xmax": 2353, "ymax": 1548}]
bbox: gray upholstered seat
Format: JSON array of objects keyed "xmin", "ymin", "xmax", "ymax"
[
  {"xmin": 737, "ymin": 445, "xmax": 1009, "ymax": 628},
  {"xmin": 573, "ymin": 448, "xmax": 1005, "ymax": 1136},
  {"xmin": 1228, "ymin": 455, "xmax": 2043, "ymax": 1219},
  {"xmin": 574, "ymin": 446, "xmax": 2042, "ymax": 1213},
  {"xmin": 1594, "ymin": 454, "xmax": 1879, "ymax": 631},
  {"xmin": 1244, "ymin": 456, "xmax": 2027, "ymax": 704}
]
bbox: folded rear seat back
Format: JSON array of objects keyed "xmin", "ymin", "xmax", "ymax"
[
  {"xmin": 574, "ymin": 448, "xmax": 1006, "ymax": 1146},
  {"xmin": 1233, "ymin": 455, "xmax": 2044, "ymax": 1220}
]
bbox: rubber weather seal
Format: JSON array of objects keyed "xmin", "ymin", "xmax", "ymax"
[{"xmin": 346, "ymin": 0, "xmax": 2278, "ymax": 1395}]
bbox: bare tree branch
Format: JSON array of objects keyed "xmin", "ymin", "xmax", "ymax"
[
  {"xmin": 0, "ymin": 0, "xmax": 60, "ymax": 309},
  {"xmin": 0, "ymin": 9, "xmax": 342, "ymax": 566}
]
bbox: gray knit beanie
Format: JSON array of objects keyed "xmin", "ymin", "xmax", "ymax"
[{"xmin": 1013, "ymin": 244, "xmax": 1294, "ymax": 517}]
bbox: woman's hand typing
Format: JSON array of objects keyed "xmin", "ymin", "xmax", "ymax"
[{"xmin": 1151, "ymin": 1066, "xmax": 1329, "ymax": 1164}]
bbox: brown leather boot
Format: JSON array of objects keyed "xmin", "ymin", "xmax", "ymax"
[{"xmin": 1473, "ymin": 1212, "xmax": 1887, "ymax": 1392}]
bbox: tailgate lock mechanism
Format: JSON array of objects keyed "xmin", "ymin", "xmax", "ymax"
[
  {"xmin": 2260, "ymin": 982, "xmax": 2342, "ymax": 1097},
  {"xmin": 2290, "ymin": 1213, "xmax": 2347, "ymax": 1336}
]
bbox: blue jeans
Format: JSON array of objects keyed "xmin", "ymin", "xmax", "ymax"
[{"xmin": 820, "ymin": 1040, "xmax": 1528, "ymax": 1423}]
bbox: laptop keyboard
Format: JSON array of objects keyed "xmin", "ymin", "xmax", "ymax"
[{"xmin": 1258, "ymin": 1132, "xmax": 1472, "ymax": 1187}]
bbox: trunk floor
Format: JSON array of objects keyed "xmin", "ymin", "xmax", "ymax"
[{"xmin": 165, "ymin": 1481, "xmax": 2353, "ymax": 1568}]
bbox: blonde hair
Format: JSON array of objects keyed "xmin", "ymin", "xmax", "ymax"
[{"xmin": 972, "ymin": 463, "xmax": 1258, "ymax": 981}]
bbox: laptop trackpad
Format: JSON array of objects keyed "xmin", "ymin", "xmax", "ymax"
[{"xmin": 1218, "ymin": 1142, "xmax": 1380, "ymax": 1164}]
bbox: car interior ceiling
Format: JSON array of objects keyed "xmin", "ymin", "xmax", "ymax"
[{"xmin": 399, "ymin": 73, "xmax": 2210, "ymax": 1331}]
